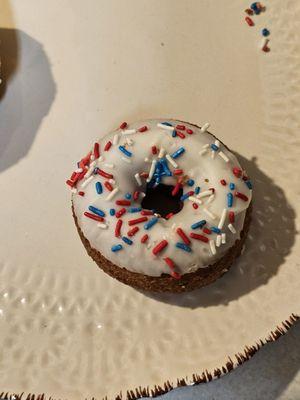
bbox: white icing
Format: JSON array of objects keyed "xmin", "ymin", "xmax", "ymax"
[{"xmin": 72, "ymin": 119, "xmax": 252, "ymax": 277}]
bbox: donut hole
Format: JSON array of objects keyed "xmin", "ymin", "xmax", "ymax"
[{"xmin": 141, "ymin": 183, "xmax": 184, "ymax": 219}]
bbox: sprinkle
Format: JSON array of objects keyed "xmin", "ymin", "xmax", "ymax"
[
  {"xmin": 106, "ymin": 187, "xmax": 119, "ymax": 201},
  {"xmin": 197, "ymin": 189, "xmax": 213, "ymax": 199},
  {"xmin": 157, "ymin": 122, "xmax": 174, "ymax": 131},
  {"xmin": 98, "ymin": 169, "xmax": 113, "ymax": 179},
  {"xmin": 229, "ymin": 182, "xmax": 235, "ymax": 190},
  {"xmin": 116, "ymin": 208, "xmax": 127, "ymax": 218},
  {"xmin": 176, "ymin": 242, "xmax": 192, "ymax": 252},
  {"xmin": 189, "ymin": 233, "xmax": 209, "ymax": 243},
  {"xmin": 245, "ymin": 8, "xmax": 254, "ymax": 15},
  {"xmin": 141, "ymin": 210, "xmax": 153, "ymax": 216},
  {"xmin": 209, "ymin": 240, "xmax": 216, "ymax": 255},
  {"xmin": 218, "ymin": 208, "xmax": 227, "ymax": 229},
  {"xmin": 245, "ymin": 16, "xmax": 254, "ymax": 26},
  {"xmin": 173, "ymin": 169, "xmax": 183, "ymax": 175},
  {"xmin": 176, "ymin": 227, "xmax": 191, "ymax": 245},
  {"xmin": 146, "ymin": 160, "xmax": 157, "ymax": 182},
  {"xmin": 235, "ymin": 191, "xmax": 249, "ymax": 201},
  {"xmin": 126, "ymin": 138, "xmax": 134, "ymax": 147},
  {"xmin": 233, "ymin": 167, "xmax": 242, "ymax": 178},
  {"xmin": 120, "ymin": 122, "xmax": 127, "ymax": 129},
  {"xmin": 104, "ymin": 141, "xmax": 112, "ymax": 151},
  {"xmin": 78, "ymin": 191, "xmax": 85, "ymax": 196},
  {"xmin": 261, "ymin": 38, "xmax": 270, "ymax": 52},
  {"xmin": 122, "ymin": 236, "xmax": 133, "ymax": 245},
  {"xmin": 188, "ymin": 196, "xmax": 202, "ymax": 206},
  {"xmin": 166, "ymin": 212, "xmax": 174, "ymax": 219},
  {"xmin": 129, "ymin": 207, "xmax": 142, "ymax": 213},
  {"xmin": 176, "ymin": 131, "xmax": 185, "ymax": 139},
  {"xmin": 221, "ymin": 233, "xmax": 226, "ymax": 244},
  {"xmin": 97, "ymin": 222, "xmax": 108, "ymax": 229},
  {"xmin": 111, "ymin": 244, "xmax": 123, "ymax": 252},
  {"xmin": 151, "ymin": 145, "xmax": 158, "ymax": 155},
  {"xmin": 129, "ymin": 216, "xmax": 148, "ymax": 226},
  {"xmin": 262, "ymin": 28, "xmax": 270, "ymax": 37},
  {"xmin": 95, "ymin": 182, "xmax": 103, "ymax": 194},
  {"xmin": 119, "ymin": 146, "xmax": 132, "ymax": 158},
  {"xmin": 245, "ymin": 180, "xmax": 253, "ymax": 190},
  {"xmin": 114, "ymin": 219, "xmax": 123, "ymax": 237},
  {"xmin": 128, "ymin": 226, "xmax": 139, "ymax": 236},
  {"xmin": 121, "ymin": 156, "xmax": 132, "ymax": 164},
  {"xmin": 191, "ymin": 220, "xmax": 206, "ymax": 230},
  {"xmin": 187, "ymin": 179, "xmax": 195, "ymax": 187},
  {"xmin": 138, "ymin": 125, "xmax": 148, "ymax": 132},
  {"xmin": 81, "ymin": 175, "xmax": 94, "ymax": 188},
  {"xmin": 193, "ymin": 203, "xmax": 198, "ymax": 209},
  {"xmin": 211, "ymin": 227, "xmax": 221, "ymax": 234},
  {"xmin": 144, "ymin": 217, "xmax": 159, "ymax": 230},
  {"xmin": 199, "ymin": 149, "xmax": 208, "ymax": 156},
  {"xmin": 88, "ymin": 205, "xmax": 105, "ymax": 217},
  {"xmin": 211, "ymin": 144, "xmax": 219, "ymax": 151},
  {"xmin": 229, "ymin": 211, "xmax": 235, "ymax": 223},
  {"xmin": 193, "ymin": 186, "xmax": 200, "ymax": 195},
  {"xmin": 203, "ymin": 208, "xmax": 217, "ymax": 220},
  {"xmin": 186, "ymin": 128, "xmax": 193, "ymax": 134},
  {"xmin": 218, "ymin": 151, "xmax": 229, "ymax": 162},
  {"xmin": 93, "ymin": 143, "xmax": 100, "ymax": 159},
  {"xmin": 113, "ymin": 134, "xmax": 120, "ymax": 146},
  {"xmin": 172, "ymin": 130, "xmax": 177, "ymax": 137},
  {"xmin": 176, "ymin": 124, "xmax": 185, "ymax": 130},
  {"xmin": 200, "ymin": 123, "xmax": 210, "ymax": 133},
  {"xmin": 141, "ymin": 234, "xmax": 149, "ymax": 243},
  {"xmin": 203, "ymin": 228, "xmax": 212, "ymax": 235},
  {"xmin": 116, "ymin": 199, "xmax": 131, "ymax": 206},
  {"xmin": 110, "ymin": 208, "xmax": 115, "ymax": 216},
  {"xmin": 84, "ymin": 212, "xmax": 104, "ymax": 222},
  {"xmin": 171, "ymin": 147, "xmax": 185, "ymax": 159},
  {"xmin": 228, "ymin": 223, "xmax": 236, "ymax": 234},
  {"xmin": 220, "ymin": 179, "xmax": 227, "ymax": 186},
  {"xmin": 104, "ymin": 181, "xmax": 113, "ymax": 191},
  {"xmin": 181, "ymin": 191, "xmax": 194, "ymax": 201},
  {"xmin": 158, "ymin": 147, "xmax": 165, "ymax": 159},
  {"xmin": 227, "ymin": 192, "xmax": 233, "ymax": 207},
  {"xmin": 166, "ymin": 154, "xmax": 178, "ymax": 168},
  {"xmin": 122, "ymin": 129, "xmax": 136, "ymax": 135},
  {"xmin": 152, "ymin": 240, "xmax": 168, "ymax": 255},
  {"xmin": 207, "ymin": 194, "xmax": 215, "ymax": 204},
  {"xmin": 66, "ymin": 179, "xmax": 75, "ymax": 188},
  {"xmin": 133, "ymin": 191, "xmax": 140, "ymax": 201}
]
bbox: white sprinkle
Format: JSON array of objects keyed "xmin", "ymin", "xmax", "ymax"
[
  {"xmin": 113, "ymin": 134, "xmax": 120, "ymax": 145},
  {"xmin": 197, "ymin": 190, "xmax": 213, "ymax": 199},
  {"xmin": 216, "ymin": 235, "xmax": 222, "ymax": 247},
  {"xmin": 71, "ymin": 188, "xmax": 77, "ymax": 194},
  {"xmin": 147, "ymin": 242, "xmax": 152, "ymax": 249},
  {"xmin": 200, "ymin": 123, "xmax": 210, "ymax": 133},
  {"xmin": 126, "ymin": 138, "xmax": 134, "ymax": 146},
  {"xmin": 202, "ymin": 143, "xmax": 210, "ymax": 149},
  {"xmin": 97, "ymin": 222, "xmax": 108, "ymax": 229},
  {"xmin": 218, "ymin": 208, "xmax": 227, "ymax": 229},
  {"xmin": 147, "ymin": 160, "xmax": 157, "ymax": 182},
  {"xmin": 157, "ymin": 123, "xmax": 174, "ymax": 131},
  {"xmin": 122, "ymin": 129, "xmax": 136, "ymax": 135},
  {"xmin": 135, "ymin": 173, "xmax": 142, "ymax": 186},
  {"xmin": 209, "ymin": 239, "xmax": 216, "ymax": 255},
  {"xmin": 228, "ymin": 223, "xmax": 236, "ymax": 234},
  {"xmin": 158, "ymin": 147, "xmax": 165, "ymax": 159},
  {"xmin": 84, "ymin": 160, "xmax": 97, "ymax": 179},
  {"xmin": 203, "ymin": 208, "xmax": 217, "ymax": 220},
  {"xmin": 166, "ymin": 154, "xmax": 178, "ymax": 168},
  {"xmin": 81, "ymin": 175, "xmax": 94, "ymax": 188},
  {"xmin": 214, "ymin": 140, "xmax": 220, "ymax": 147},
  {"xmin": 221, "ymin": 233, "xmax": 226, "ymax": 244},
  {"xmin": 121, "ymin": 156, "xmax": 132, "ymax": 163},
  {"xmin": 98, "ymin": 155, "xmax": 104, "ymax": 162},
  {"xmin": 104, "ymin": 163, "xmax": 115, "ymax": 169},
  {"xmin": 199, "ymin": 149, "xmax": 208, "ymax": 156},
  {"xmin": 108, "ymin": 178, "xmax": 115, "ymax": 185},
  {"xmin": 218, "ymin": 151, "xmax": 229, "ymax": 162},
  {"xmin": 90, "ymin": 154, "xmax": 95, "ymax": 161},
  {"xmin": 188, "ymin": 196, "xmax": 202, "ymax": 205},
  {"xmin": 140, "ymin": 192, "xmax": 146, "ymax": 198},
  {"xmin": 207, "ymin": 194, "xmax": 215, "ymax": 204},
  {"xmin": 106, "ymin": 187, "xmax": 119, "ymax": 201},
  {"xmin": 211, "ymin": 150, "xmax": 216, "ymax": 159},
  {"xmin": 75, "ymin": 168, "xmax": 83, "ymax": 173}
]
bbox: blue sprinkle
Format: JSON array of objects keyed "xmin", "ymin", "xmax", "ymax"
[
  {"xmin": 191, "ymin": 220, "xmax": 206, "ymax": 230},
  {"xmin": 125, "ymin": 193, "xmax": 132, "ymax": 199},
  {"xmin": 122, "ymin": 236, "xmax": 133, "ymax": 245},
  {"xmin": 110, "ymin": 208, "xmax": 115, "ymax": 216},
  {"xmin": 194, "ymin": 186, "xmax": 200, "ymax": 195},
  {"xmin": 144, "ymin": 217, "xmax": 158, "ymax": 230},
  {"xmin": 227, "ymin": 192, "xmax": 233, "ymax": 207},
  {"xmin": 160, "ymin": 159, "xmax": 172, "ymax": 176},
  {"xmin": 251, "ymin": 2, "xmax": 260, "ymax": 13},
  {"xmin": 93, "ymin": 167, "xmax": 99, "ymax": 174},
  {"xmin": 95, "ymin": 182, "xmax": 103, "ymax": 194},
  {"xmin": 245, "ymin": 180, "xmax": 253, "ymax": 190},
  {"xmin": 118, "ymin": 146, "xmax": 132, "ymax": 157},
  {"xmin": 161, "ymin": 122, "xmax": 173, "ymax": 126},
  {"xmin": 229, "ymin": 182, "xmax": 235, "ymax": 190},
  {"xmin": 88, "ymin": 205, "xmax": 105, "ymax": 217},
  {"xmin": 211, "ymin": 144, "xmax": 219, "ymax": 151},
  {"xmin": 180, "ymin": 192, "xmax": 192, "ymax": 201},
  {"xmin": 262, "ymin": 28, "xmax": 270, "ymax": 37},
  {"xmin": 129, "ymin": 207, "xmax": 142, "ymax": 213},
  {"xmin": 187, "ymin": 179, "xmax": 195, "ymax": 187},
  {"xmin": 111, "ymin": 244, "xmax": 123, "ymax": 252},
  {"xmin": 171, "ymin": 147, "xmax": 185, "ymax": 159},
  {"xmin": 211, "ymin": 227, "xmax": 221, "ymax": 234},
  {"xmin": 172, "ymin": 130, "xmax": 177, "ymax": 137},
  {"xmin": 176, "ymin": 242, "xmax": 192, "ymax": 253}
]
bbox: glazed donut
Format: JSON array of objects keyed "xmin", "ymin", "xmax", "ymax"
[{"xmin": 67, "ymin": 119, "xmax": 252, "ymax": 292}]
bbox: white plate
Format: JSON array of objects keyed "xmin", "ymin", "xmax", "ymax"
[{"xmin": 0, "ymin": 1, "xmax": 299, "ymax": 399}]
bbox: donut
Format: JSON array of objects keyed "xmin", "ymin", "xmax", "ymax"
[{"xmin": 67, "ymin": 119, "xmax": 252, "ymax": 293}]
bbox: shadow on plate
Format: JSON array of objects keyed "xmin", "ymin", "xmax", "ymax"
[
  {"xmin": 0, "ymin": 28, "xmax": 56, "ymax": 172},
  {"xmin": 142, "ymin": 155, "xmax": 296, "ymax": 309}
]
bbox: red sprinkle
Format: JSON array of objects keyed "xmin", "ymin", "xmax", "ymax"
[
  {"xmin": 98, "ymin": 169, "xmax": 113, "ymax": 179},
  {"xmin": 104, "ymin": 141, "xmax": 112, "ymax": 151},
  {"xmin": 245, "ymin": 16, "xmax": 254, "ymax": 26},
  {"xmin": 70, "ymin": 171, "xmax": 77, "ymax": 180},
  {"xmin": 203, "ymin": 228, "xmax": 212, "ymax": 235},
  {"xmin": 229, "ymin": 211, "xmax": 235, "ymax": 223},
  {"xmin": 66, "ymin": 179, "xmax": 75, "ymax": 188},
  {"xmin": 164, "ymin": 257, "xmax": 175, "ymax": 269},
  {"xmin": 128, "ymin": 216, "xmax": 148, "ymax": 226},
  {"xmin": 78, "ymin": 191, "xmax": 85, "ymax": 196},
  {"xmin": 172, "ymin": 182, "xmax": 182, "ymax": 196},
  {"xmin": 173, "ymin": 169, "xmax": 183, "ymax": 176},
  {"xmin": 151, "ymin": 146, "xmax": 158, "ymax": 155},
  {"xmin": 192, "ymin": 203, "xmax": 198, "ymax": 209},
  {"xmin": 115, "ymin": 219, "xmax": 123, "ymax": 237},
  {"xmin": 84, "ymin": 212, "xmax": 104, "ymax": 222},
  {"xmin": 116, "ymin": 208, "xmax": 126, "ymax": 218},
  {"xmin": 176, "ymin": 125, "xmax": 185, "ymax": 131},
  {"xmin": 93, "ymin": 143, "xmax": 100, "ymax": 159},
  {"xmin": 220, "ymin": 179, "xmax": 227, "ymax": 186},
  {"xmin": 176, "ymin": 131, "xmax": 186, "ymax": 139},
  {"xmin": 242, "ymin": 175, "xmax": 249, "ymax": 181},
  {"xmin": 176, "ymin": 228, "xmax": 191, "ymax": 245},
  {"xmin": 82, "ymin": 151, "xmax": 92, "ymax": 165},
  {"xmin": 152, "ymin": 240, "xmax": 168, "ymax": 255},
  {"xmin": 104, "ymin": 181, "xmax": 113, "ymax": 191},
  {"xmin": 141, "ymin": 210, "xmax": 153, "ymax": 216},
  {"xmin": 189, "ymin": 233, "xmax": 209, "ymax": 243},
  {"xmin": 127, "ymin": 226, "xmax": 139, "ymax": 237},
  {"xmin": 120, "ymin": 121, "xmax": 127, "ymax": 129},
  {"xmin": 186, "ymin": 128, "xmax": 193, "ymax": 134},
  {"xmin": 235, "ymin": 191, "xmax": 249, "ymax": 202},
  {"xmin": 141, "ymin": 234, "xmax": 149, "ymax": 243},
  {"xmin": 138, "ymin": 126, "xmax": 148, "ymax": 132},
  {"xmin": 166, "ymin": 212, "xmax": 174, "ymax": 219},
  {"xmin": 140, "ymin": 172, "xmax": 149, "ymax": 178},
  {"xmin": 245, "ymin": 8, "xmax": 254, "ymax": 15},
  {"xmin": 133, "ymin": 191, "xmax": 140, "ymax": 201},
  {"xmin": 209, "ymin": 188, "xmax": 215, "ymax": 194},
  {"xmin": 233, "ymin": 167, "xmax": 242, "ymax": 178},
  {"xmin": 116, "ymin": 199, "xmax": 131, "ymax": 206},
  {"xmin": 171, "ymin": 271, "xmax": 182, "ymax": 280}
]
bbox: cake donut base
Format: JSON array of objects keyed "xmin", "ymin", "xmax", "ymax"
[{"xmin": 72, "ymin": 204, "xmax": 251, "ymax": 293}]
